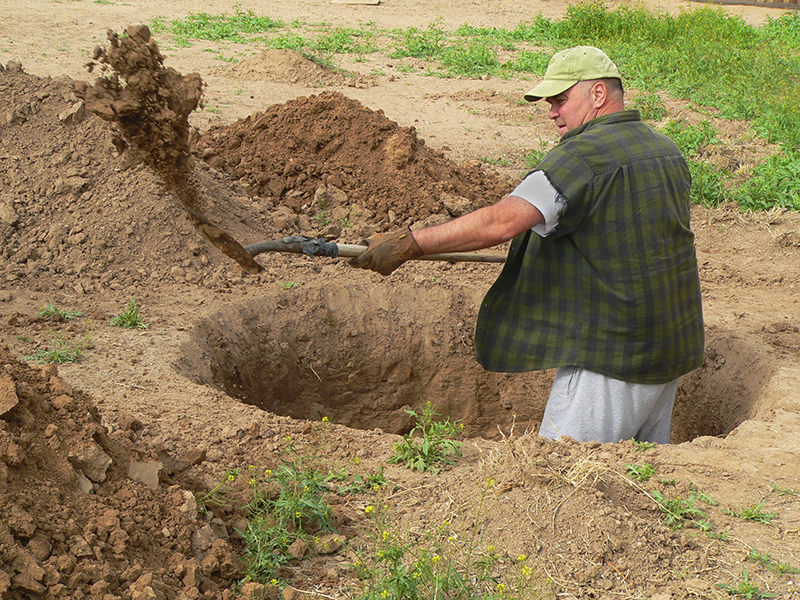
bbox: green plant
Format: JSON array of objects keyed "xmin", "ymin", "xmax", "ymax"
[
  {"xmin": 279, "ymin": 281, "xmax": 299, "ymax": 290},
  {"xmin": 632, "ymin": 92, "xmax": 667, "ymax": 121},
  {"xmin": 110, "ymin": 299, "xmax": 149, "ymax": 329},
  {"xmin": 352, "ymin": 479, "xmax": 550, "ymax": 599},
  {"xmin": 313, "ymin": 210, "xmax": 331, "ymax": 226},
  {"xmin": 723, "ymin": 501, "xmax": 777, "ymax": 525},
  {"xmin": 747, "ymin": 549, "xmax": 800, "ymax": 575},
  {"xmin": 769, "ymin": 482, "xmax": 799, "ymax": 496},
  {"xmin": 388, "ymin": 402, "xmax": 463, "ymax": 474},
  {"xmin": 625, "ymin": 463, "xmax": 656, "ymax": 482},
  {"xmin": 38, "ymin": 302, "xmax": 83, "ymax": 321},
  {"xmin": 632, "ymin": 439, "xmax": 657, "ymax": 451},
  {"xmin": 717, "ymin": 569, "xmax": 777, "ymax": 599},
  {"xmin": 26, "ymin": 333, "xmax": 88, "ymax": 364},
  {"xmin": 195, "ymin": 468, "xmax": 241, "ymax": 512},
  {"xmin": 651, "ymin": 490, "xmax": 708, "ymax": 530},
  {"xmin": 239, "ymin": 437, "xmax": 337, "ymax": 583}
]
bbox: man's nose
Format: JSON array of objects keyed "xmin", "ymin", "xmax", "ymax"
[{"xmin": 548, "ymin": 105, "xmax": 559, "ymax": 120}]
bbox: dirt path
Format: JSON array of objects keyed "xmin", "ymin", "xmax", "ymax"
[{"xmin": 1, "ymin": 1, "xmax": 800, "ymax": 599}]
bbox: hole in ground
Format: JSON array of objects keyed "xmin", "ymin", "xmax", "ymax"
[
  {"xmin": 175, "ymin": 282, "xmax": 552, "ymax": 439},
  {"xmin": 175, "ymin": 283, "xmax": 771, "ymax": 443}
]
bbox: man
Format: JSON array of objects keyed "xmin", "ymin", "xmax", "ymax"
[{"xmin": 350, "ymin": 46, "xmax": 704, "ymax": 444}]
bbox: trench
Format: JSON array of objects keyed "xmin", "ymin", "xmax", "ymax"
[{"xmin": 174, "ymin": 283, "xmax": 772, "ymax": 443}]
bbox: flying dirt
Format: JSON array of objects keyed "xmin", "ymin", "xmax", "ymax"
[{"xmin": 74, "ymin": 25, "xmax": 263, "ymax": 274}]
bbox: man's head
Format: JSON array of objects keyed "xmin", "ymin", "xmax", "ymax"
[{"xmin": 525, "ymin": 46, "xmax": 624, "ymax": 136}]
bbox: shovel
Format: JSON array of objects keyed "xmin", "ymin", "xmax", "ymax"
[{"xmin": 245, "ymin": 236, "xmax": 506, "ymax": 264}]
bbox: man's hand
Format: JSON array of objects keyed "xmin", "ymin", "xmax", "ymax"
[{"xmin": 348, "ymin": 226, "xmax": 423, "ymax": 276}]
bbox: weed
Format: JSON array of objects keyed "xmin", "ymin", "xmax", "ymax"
[
  {"xmin": 651, "ymin": 490, "xmax": 708, "ymax": 530},
  {"xmin": 279, "ymin": 281, "xmax": 299, "ymax": 290},
  {"xmin": 633, "ymin": 92, "xmax": 667, "ymax": 121},
  {"xmin": 480, "ymin": 156, "xmax": 513, "ymax": 167},
  {"xmin": 388, "ymin": 402, "xmax": 463, "ymax": 474},
  {"xmin": 195, "ymin": 468, "xmax": 241, "ymax": 512},
  {"xmin": 717, "ymin": 569, "xmax": 777, "ymax": 599},
  {"xmin": 632, "ymin": 439, "xmax": 657, "ymax": 451},
  {"xmin": 723, "ymin": 501, "xmax": 777, "ymax": 525},
  {"xmin": 769, "ymin": 482, "xmax": 799, "ymax": 496},
  {"xmin": 26, "ymin": 333, "xmax": 88, "ymax": 364},
  {"xmin": 110, "ymin": 299, "xmax": 149, "ymax": 329},
  {"xmin": 625, "ymin": 463, "xmax": 656, "ymax": 482},
  {"xmin": 747, "ymin": 549, "xmax": 800, "ymax": 575},
  {"xmin": 313, "ymin": 210, "xmax": 331, "ymax": 226},
  {"xmin": 523, "ymin": 141, "xmax": 549, "ymax": 171},
  {"xmin": 352, "ymin": 479, "xmax": 550, "ymax": 599},
  {"xmin": 38, "ymin": 302, "xmax": 83, "ymax": 321}
]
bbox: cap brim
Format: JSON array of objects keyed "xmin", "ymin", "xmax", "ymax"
[{"xmin": 523, "ymin": 78, "xmax": 577, "ymax": 102}]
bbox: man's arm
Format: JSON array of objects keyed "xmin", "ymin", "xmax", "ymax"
[
  {"xmin": 414, "ymin": 194, "xmax": 544, "ymax": 254},
  {"xmin": 349, "ymin": 195, "xmax": 544, "ymax": 275}
]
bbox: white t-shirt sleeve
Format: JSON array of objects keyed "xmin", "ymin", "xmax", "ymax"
[{"xmin": 509, "ymin": 170, "xmax": 566, "ymax": 237}]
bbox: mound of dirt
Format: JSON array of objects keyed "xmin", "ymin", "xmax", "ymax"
[
  {"xmin": 0, "ymin": 344, "xmax": 244, "ymax": 599},
  {"xmin": 229, "ymin": 49, "xmax": 374, "ymax": 89},
  {"xmin": 192, "ymin": 90, "xmax": 512, "ymax": 222}
]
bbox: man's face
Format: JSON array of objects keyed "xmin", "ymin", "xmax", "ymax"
[{"xmin": 544, "ymin": 82, "xmax": 597, "ymax": 137}]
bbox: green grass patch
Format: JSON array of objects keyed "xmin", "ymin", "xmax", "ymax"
[{"xmin": 389, "ymin": 402, "xmax": 464, "ymax": 474}]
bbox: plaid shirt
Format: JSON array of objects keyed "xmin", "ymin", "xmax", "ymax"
[{"xmin": 475, "ymin": 110, "xmax": 704, "ymax": 383}]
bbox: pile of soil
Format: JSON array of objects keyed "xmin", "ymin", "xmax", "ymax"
[
  {"xmin": 192, "ymin": 90, "xmax": 511, "ymax": 222},
  {"xmin": 0, "ymin": 345, "xmax": 242, "ymax": 599}
]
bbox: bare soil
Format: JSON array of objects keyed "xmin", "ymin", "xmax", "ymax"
[{"xmin": 1, "ymin": 1, "xmax": 800, "ymax": 599}]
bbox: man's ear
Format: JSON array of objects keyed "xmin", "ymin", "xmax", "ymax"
[{"xmin": 591, "ymin": 81, "xmax": 607, "ymax": 108}]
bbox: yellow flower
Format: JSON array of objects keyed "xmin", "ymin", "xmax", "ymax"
[
  {"xmin": 365, "ymin": 505, "xmax": 374, "ymax": 514},
  {"xmin": 497, "ymin": 584, "xmax": 506, "ymax": 592},
  {"xmin": 522, "ymin": 566, "xmax": 532, "ymax": 577},
  {"xmin": 373, "ymin": 483, "xmax": 381, "ymax": 491},
  {"xmin": 517, "ymin": 554, "xmax": 527, "ymax": 562},
  {"xmin": 486, "ymin": 477, "xmax": 495, "ymax": 488},
  {"xmin": 271, "ymin": 579, "xmax": 278, "ymax": 585},
  {"xmin": 487, "ymin": 545, "xmax": 496, "ymax": 554},
  {"xmin": 227, "ymin": 474, "xmax": 235, "ymax": 482},
  {"xmin": 382, "ymin": 531, "xmax": 388, "ymax": 541},
  {"xmin": 295, "ymin": 511, "xmax": 302, "ymax": 519},
  {"xmin": 247, "ymin": 464, "xmax": 255, "ymax": 470},
  {"xmin": 322, "ymin": 416, "xmax": 329, "ymax": 422},
  {"xmin": 248, "ymin": 478, "xmax": 256, "ymax": 486},
  {"xmin": 265, "ymin": 469, "xmax": 272, "ymax": 476},
  {"xmin": 432, "ymin": 555, "xmax": 441, "ymax": 564}
]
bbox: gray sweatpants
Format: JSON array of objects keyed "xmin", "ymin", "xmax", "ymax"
[{"xmin": 538, "ymin": 366, "xmax": 680, "ymax": 444}]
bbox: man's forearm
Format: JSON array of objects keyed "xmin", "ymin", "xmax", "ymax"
[{"xmin": 413, "ymin": 195, "xmax": 544, "ymax": 254}]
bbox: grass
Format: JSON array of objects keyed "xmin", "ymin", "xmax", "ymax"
[{"xmin": 110, "ymin": 299, "xmax": 149, "ymax": 329}]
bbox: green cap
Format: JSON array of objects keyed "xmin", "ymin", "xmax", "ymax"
[{"xmin": 524, "ymin": 46, "xmax": 621, "ymax": 102}]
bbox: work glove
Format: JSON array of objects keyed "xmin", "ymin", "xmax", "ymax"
[{"xmin": 348, "ymin": 225, "xmax": 423, "ymax": 276}]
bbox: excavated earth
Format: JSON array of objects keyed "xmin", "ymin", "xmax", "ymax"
[{"xmin": 2, "ymin": 0, "xmax": 800, "ymax": 598}]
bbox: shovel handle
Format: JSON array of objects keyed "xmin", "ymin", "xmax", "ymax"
[{"xmin": 245, "ymin": 239, "xmax": 505, "ymax": 264}]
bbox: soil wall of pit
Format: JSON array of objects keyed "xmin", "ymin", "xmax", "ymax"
[
  {"xmin": 175, "ymin": 282, "xmax": 553, "ymax": 439},
  {"xmin": 176, "ymin": 283, "xmax": 773, "ymax": 443}
]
